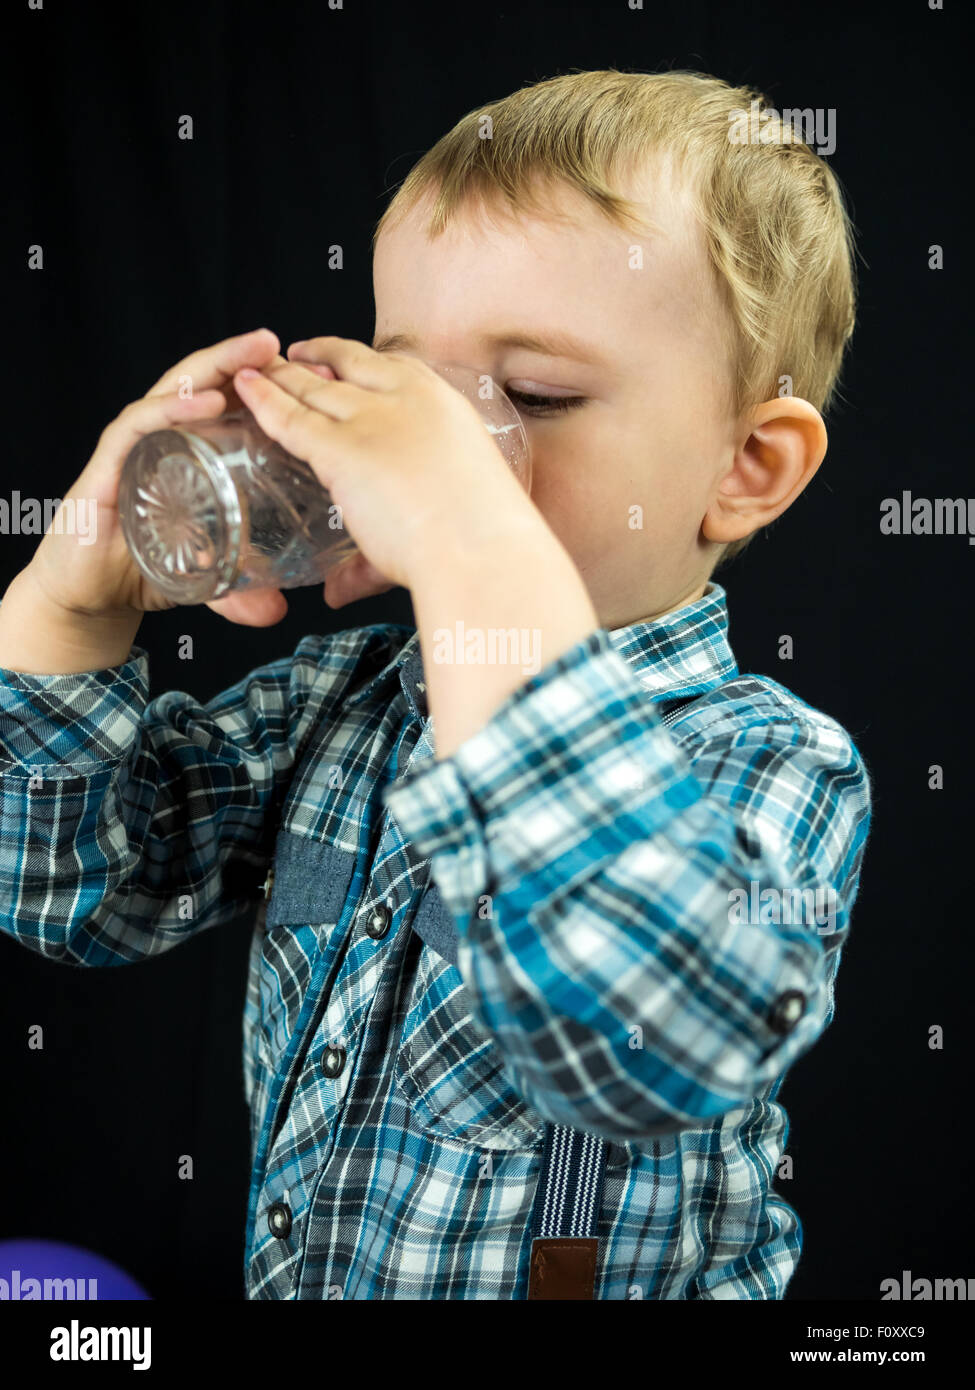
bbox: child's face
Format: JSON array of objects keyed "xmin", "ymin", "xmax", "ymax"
[{"xmin": 371, "ymin": 165, "xmax": 740, "ymax": 627}]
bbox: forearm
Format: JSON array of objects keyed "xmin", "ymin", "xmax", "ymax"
[
  {"xmin": 0, "ymin": 567, "xmax": 142, "ymax": 675},
  {"xmin": 410, "ymin": 523, "xmax": 600, "ymax": 760}
]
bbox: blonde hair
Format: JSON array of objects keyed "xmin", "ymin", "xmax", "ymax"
[{"xmin": 372, "ymin": 68, "xmax": 858, "ymax": 565}]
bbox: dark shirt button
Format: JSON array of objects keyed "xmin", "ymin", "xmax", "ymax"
[
  {"xmin": 768, "ymin": 989, "xmax": 806, "ymax": 1035},
  {"xmin": 364, "ymin": 903, "xmax": 392, "ymax": 939},
  {"xmin": 321, "ymin": 1044, "xmax": 346, "ymax": 1078},
  {"xmin": 267, "ymin": 1201, "xmax": 292, "ymax": 1239}
]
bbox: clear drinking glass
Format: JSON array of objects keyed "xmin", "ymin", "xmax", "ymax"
[{"xmin": 118, "ymin": 362, "xmax": 531, "ymax": 605}]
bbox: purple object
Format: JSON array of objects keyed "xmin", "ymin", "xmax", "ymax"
[{"xmin": 0, "ymin": 1239, "xmax": 150, "ymax": 1300}]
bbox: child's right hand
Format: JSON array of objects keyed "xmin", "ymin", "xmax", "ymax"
[{"xmin": 23, "ymin": 328, "xmax": 286, "ymax": 625}]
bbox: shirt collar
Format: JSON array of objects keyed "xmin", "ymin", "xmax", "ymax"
[
  {"xmin": 347, "ymin": 581, "xmax": 737, "ymax": 721},
  {"xmin": 606, "ymin": 581, "xmax": 738, "ymax": 701}
]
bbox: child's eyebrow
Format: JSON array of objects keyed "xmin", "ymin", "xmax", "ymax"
[{"xmin": 372, "ymin": 328, "xmax": 612, "ymax": 368}]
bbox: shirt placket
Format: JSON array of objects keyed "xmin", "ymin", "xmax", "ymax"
[
  {"xmin": 247, "ymin": 691, "xmax": 430, "ymax": 1299},
  {"xmin": 291, "ymin": 714, "xmax": 438, "ymax": 1299}
]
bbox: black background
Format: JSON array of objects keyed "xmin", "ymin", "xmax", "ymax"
[{"xmin": 2, "ymin": 0, "xmax": 970, "ymax": 1301}]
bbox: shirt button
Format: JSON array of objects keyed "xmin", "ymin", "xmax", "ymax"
[
  {"xmin": 364, "ymin": 903, "xmax": 392, "ymax": 939},
  {"xmin": 267, "ymin": 1201, "xmax": 292, "ymax": 1239},
  {"xmin": 321, "ymin": 1044, "xmax": 346, "ymax": 1078},
  {"xmin": 768, "ymin": 989, "xmax": 806, "ymax": 1035},
  {"xmin": 262, "ymin": 866, "xmax": 275, "ymax": 900}
]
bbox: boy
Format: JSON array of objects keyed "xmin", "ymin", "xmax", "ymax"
[{"xmin": 0, "ymin": 69, "xmax": 871, "ymax": 1299}]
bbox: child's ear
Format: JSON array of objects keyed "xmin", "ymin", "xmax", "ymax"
[{"xmin": 703, "ymin": 397, "xmax": 827, "ymax": 544}]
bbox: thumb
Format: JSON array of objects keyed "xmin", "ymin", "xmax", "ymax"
[{"xmin": 205, "ymin": 587, "xmax": 289, "ymax": 625}]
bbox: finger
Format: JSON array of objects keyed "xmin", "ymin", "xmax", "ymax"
[
  {"xmin": 81, "ymin": 387, "xmax": 230, "ymax": 500},
  {"xmin": 232, "ymin": 368, "xmax": 344, "ymax": 487},
  {"xmin": 214, "ymin": 351, "xmax": 292, "ymax": 415},
  {"xmin": 244, "ymin": 359, "xmax": 364, "ymax": 421},
  {"xmin": 285, "ymin": 347, "xmax": 338, "ymax": 382},
  {"xmin": 145, "ymin": 328, "xmax": 281, "ymax": 399},
  {"xmin": 285, "ymin": 335, "xmax": 401, "ymax": 391},
  {"xmin": 280, "ymin": 359, "xmax": 340, "ymax": 384},
  {"xmin": 204, "ymin": 587, "xmax": 289, "ymax": 626}
]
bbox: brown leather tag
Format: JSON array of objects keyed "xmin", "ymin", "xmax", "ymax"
[{"xmin": 527, "ymin": 1238, "xmax": 598, "ymax": 1299}]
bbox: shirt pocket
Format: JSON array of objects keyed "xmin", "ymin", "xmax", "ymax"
[
  {"xmin": 395, "ymin": 885, "xmax": 547, "ymax": 1152},
  {"xmin": 258, "ymin": 830, "xmax": 358, "ymax": 1061}
]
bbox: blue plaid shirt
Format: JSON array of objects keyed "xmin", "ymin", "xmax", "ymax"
[{"xmin": 0, "ymin": 581, "xmax": 871, "ymax": 1298}]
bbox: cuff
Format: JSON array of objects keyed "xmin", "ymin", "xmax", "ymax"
[{"xmin": 0, "ymin": 646, "xmax": 149, "ymax": 777}]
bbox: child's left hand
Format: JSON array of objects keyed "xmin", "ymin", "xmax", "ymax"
[{"xmin": 233, "ymin": 336, "xmax": 539, "ymax": 608}]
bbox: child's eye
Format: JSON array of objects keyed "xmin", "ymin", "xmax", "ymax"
[{"xmin": 504, "ymin": 387, "xmax": 587, "ymax": 416}]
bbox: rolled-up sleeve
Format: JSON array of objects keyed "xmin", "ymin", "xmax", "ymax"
[{"xmin": 383, "ymin": 627, "xmax": 872, "ymax": 1141}]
